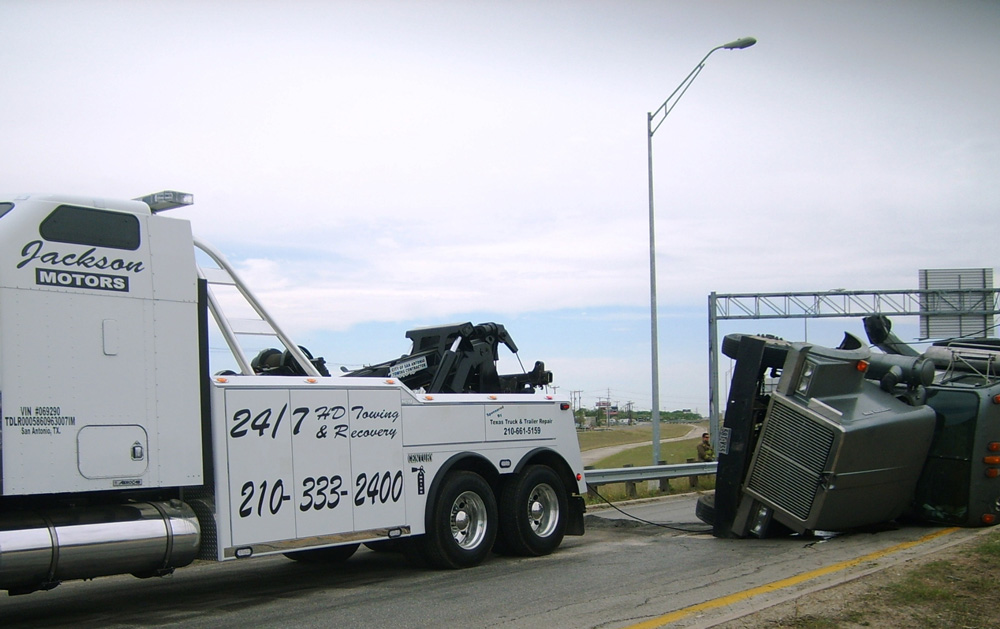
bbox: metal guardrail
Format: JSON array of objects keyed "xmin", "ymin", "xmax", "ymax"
[{"xmin": 584, "ymin": 461, "xmax": 717, "ymax": 486}]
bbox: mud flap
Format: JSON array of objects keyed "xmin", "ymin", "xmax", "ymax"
[{"xmin": 566, "ymin": 495, "xmax": 586, "ymax": 536}]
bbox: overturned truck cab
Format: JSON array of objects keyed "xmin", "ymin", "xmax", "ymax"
[{"xmin": 703, "ymin": 319, "xmax": 1000, "ymax": 538}]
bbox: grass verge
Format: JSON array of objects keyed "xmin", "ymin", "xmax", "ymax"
[
  {"xmin": 717, "ymin": 528, "xmax": 1000, "ymax": 629},
  {"xmin": 576, "ymin": 423, "xmax": 698, "ymax": 451}
]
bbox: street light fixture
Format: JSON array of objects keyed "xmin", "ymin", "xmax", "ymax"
[{"xmin": 647, "ymin": 37, "xmax": 756, "ymax": 466}]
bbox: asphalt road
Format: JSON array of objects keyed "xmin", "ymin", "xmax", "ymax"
[{"xmin": 1, "ymin": 493, "xmax": 981, "ymax": 629}]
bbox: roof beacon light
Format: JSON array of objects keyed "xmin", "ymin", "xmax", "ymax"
[{"xmin": 135, "ymin": 190, "xmax": 194, "ymax": 213}]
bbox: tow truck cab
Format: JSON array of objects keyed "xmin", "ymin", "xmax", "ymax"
[{"xmin": 0, "ymin": 193, "xmax": 203, "ymax": 496}]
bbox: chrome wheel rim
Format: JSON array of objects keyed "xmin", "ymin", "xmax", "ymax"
[
  {"xmin": 450, "ymin": 490, "xmax": 488, "ymax": 549},
  {"xmin": 526, "ymin": 483, "xmax": 559, "ymax": 538}
]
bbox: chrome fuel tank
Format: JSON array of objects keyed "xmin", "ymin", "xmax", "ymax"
[{"xmin": 0, "ymin": 500, "xmax": 200, "ymax": 594}]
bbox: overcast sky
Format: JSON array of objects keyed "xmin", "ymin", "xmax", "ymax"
[{"xmin": 3, "ymin": 1, "xmax": 998, "ymax": 413}]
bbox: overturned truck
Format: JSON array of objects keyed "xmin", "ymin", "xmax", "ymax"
[{"xmin": 701, "ymin": 316, "xmax": 1000, "ymax": 537}]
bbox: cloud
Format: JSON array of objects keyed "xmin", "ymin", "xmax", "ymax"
[{"xmin": 3, "ymin": 0, "xmax": 999, "ymax": 412}]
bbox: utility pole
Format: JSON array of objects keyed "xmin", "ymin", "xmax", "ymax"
[
  {"xmin": 571, "ymin": 390, "xmax": 582, "ymax": 413},
  {"xmin": 569, "ymin": 390, "xmax": 583, "ymax": 427}
]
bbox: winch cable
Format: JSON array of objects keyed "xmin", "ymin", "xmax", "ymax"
[{"xmin": 586, "ymin": 483, "xmax": 713, "ymax": 534}]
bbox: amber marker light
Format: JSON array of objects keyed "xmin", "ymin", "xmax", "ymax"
[
  {"xmin": 424, "ymin": 395, "xmax": 434, "ymax": 400},
  {"xmin": 985, "ymin": 456, "xmax": 1000, "ymax": 465},
  {"xmin": 306, "ymin": 378, "xmax": 318, "ymax": 384},
  {"xmin": 989, "ymin": 442, "xmax": 1000, "ymax": 452},
  {"xmin": 215, "ymin": 377, "xmax": 228, "ymax": 383},
  {"xmin": 488, "ymin": 395, "xmax": 497, "ymax": 400},
  {"xmin": 986, "ymin": 468, "xmax": 1000, "ymax": 478},
  {"xmin": 385, "ymin": 379, "xmax": 396, "ymax": 385}
]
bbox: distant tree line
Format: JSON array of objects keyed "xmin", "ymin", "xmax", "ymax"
[{"xmin": 575, "ymin": 408, "xmax": 702, "ymax": 427}]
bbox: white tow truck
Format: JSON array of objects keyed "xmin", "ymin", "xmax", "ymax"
[{"xmin": 0, "ymin": 191, "xmax": 586, "ymax": 594}]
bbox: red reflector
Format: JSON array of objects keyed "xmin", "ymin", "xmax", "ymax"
[
  {"xmin": 986, "ymin": 456, "xmax": 1000, "ymax": 465},
  {"xmin": 856, "ymin": 360, "xmax": 869, "ymax": 372},
  {"xmin": 983, "ymin": 514, "xmax": 997, "ymax": 525},
  {"xmin": 576, "ymin": 473, "xmax": 583, "ymax": 481},
  {"xmin": 986, "ymin": 468, "xmax": 1000, "ymax": 478},
  {"xmin": 989, "ymin": 442, "xmax": 1000, "ymax": 452},
  {"xmin": 993, "ymin": 395, "xmax": 1000, "ymax": 405},
  {"xmin": 560, "ymin": 403, "xmax": 571, "ymax": 411}
]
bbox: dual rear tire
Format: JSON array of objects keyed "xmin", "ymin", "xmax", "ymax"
[
  {"xmin": 286, "ymin": 465, "xmax": 570, "ymax": 570},
  {"xmin": 498, "ymin": 465, "xmax": 568, "ymax": 557},
  {"xmin": 420, "ymin": 471, "xmax": 498, "ymax": 569},
  {"xmin": 416, "ymin": 465, "xmax": 568, "ymax": 569}
]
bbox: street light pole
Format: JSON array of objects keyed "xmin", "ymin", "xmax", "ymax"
[{"xmin": 647, "ymin": 37, "xmax": 756, "ymax": 466}]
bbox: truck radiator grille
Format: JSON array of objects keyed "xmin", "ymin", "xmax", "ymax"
[{"xmin": 746, "ymin": 398, "xmax": 836, "ymax": 521}]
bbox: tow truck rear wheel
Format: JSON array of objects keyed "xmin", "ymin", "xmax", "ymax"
[
  {"xmin": 283, "ymin": 543, "xmax": 359, "ymax": 563},
  {"xmin": 499, "ymin": 465, "xmax": 567, "ymax": 556},
  {"xmin": 422, "ymin": 471, "xmax": 497, "ymax": 569}
]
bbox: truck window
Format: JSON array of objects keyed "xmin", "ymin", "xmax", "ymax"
[
  {"xmin": 0, "ymin": 202, "xmax": 13, "ymax": 220},
  {"xmin": 911, "ymin": 389, "xmax": 979, "ymax": 523},
  {"xmin": 40, "ymin": 205, "xmax": 141, "ymax": 250}
]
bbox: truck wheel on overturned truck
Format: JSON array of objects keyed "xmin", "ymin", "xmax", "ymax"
[
  {"xmin": 498, "ymin": 465, "xmax": 568, "ymax": 556},
  {"xmin": 695, "ymin": 492, "xmax": 795, "ymax": 537},
  {"xmin": 421, "ymin": 470, "xmax": 498, "ymax": 569},
  {"xmin": 695, "ymin": 493, "xmax": 716, "ymax": 526},
  {"xmin": 721, "ymin": 334, "xmax": 792, "ymax": 370},
  {"xmin": 284, "ymin": 543, "xmax": 359, "ymax": 563}
]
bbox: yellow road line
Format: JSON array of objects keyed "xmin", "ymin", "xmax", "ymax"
[{"xmin": 622, "ymin": 526, "xmax": 960, "ymax": 629}]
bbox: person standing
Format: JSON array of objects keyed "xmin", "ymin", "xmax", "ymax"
[{"xmin": 696, "ymin": 432, "xmax": 715, "ymax": 462}]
